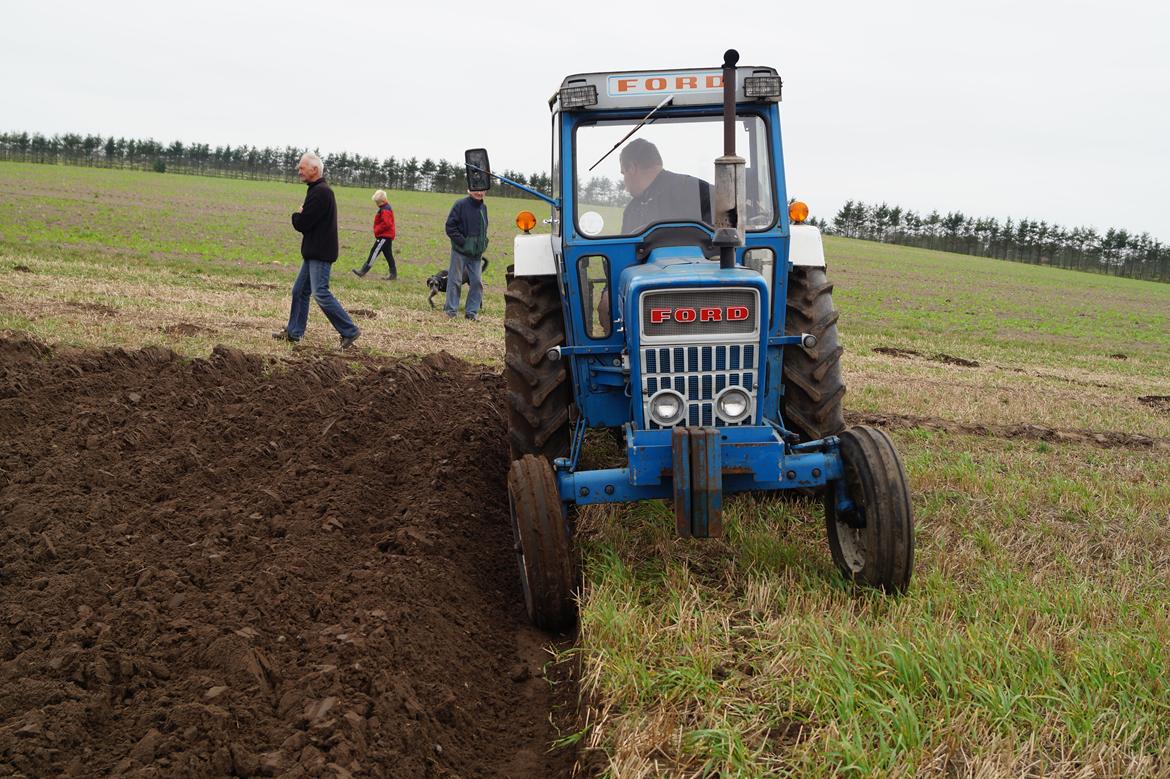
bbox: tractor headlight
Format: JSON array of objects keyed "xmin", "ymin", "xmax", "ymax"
[
  {"xmin": 715, "ymin": 387, "xmax": 752, "ymax": 423},
  {"xmin": 648, "ymin": 389, "xmax": 687, "ymax": 427}
]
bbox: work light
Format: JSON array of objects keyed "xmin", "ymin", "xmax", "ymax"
[
  {"xmin": 559, "ymin": 85, "xmax": 599, "ymax": 109},
  {"xmin": 715, "ymin": 387, "xmax": 751, "ymax": 424},
  {"xmin": 744, "ymin": 75, "xmax": 782, "ymax": 99},
  {"xmin": 649, "ymin": 389, "xmax": 687, "ymax": 427},
  {"xmin": 788, "ymin": 200, "xmax": 809, "ymax": 224},
  {"xmin": 515, "ymin": 210, "xmax": 536, "ymax": 233}
]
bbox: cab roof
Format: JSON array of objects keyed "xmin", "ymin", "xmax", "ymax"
[{"xmin": 550, "ymin": 65, "xmax": 780, "ymax": 112}]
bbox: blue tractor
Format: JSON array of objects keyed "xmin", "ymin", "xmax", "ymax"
[{"xmin": 468, "ymin": 51, "xmax": 913, "ymax": 631}]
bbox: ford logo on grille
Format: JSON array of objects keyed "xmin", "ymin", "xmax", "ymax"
[
  {"xmin": 649, "ymin": 306, "xmax": 750, "ymax": 324},
  {"xmin": 641, "ymin": 288, "xmax": 759, "ymax": 338}
]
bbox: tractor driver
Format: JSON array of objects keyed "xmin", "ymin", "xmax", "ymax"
[{"xmin": 619, "ymin": 138, "xmax": 712, "ymax": 234}]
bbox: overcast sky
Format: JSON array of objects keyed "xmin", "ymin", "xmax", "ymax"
[{"xmin": 3, "ymin": 0, "xmax": 1168, "ymax": 239}]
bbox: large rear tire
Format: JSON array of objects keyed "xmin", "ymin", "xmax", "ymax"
[
  {"xmin": 505, "ymin": 271, "xmax": 571, "ymax": 462},
  {"xmin": 508, "ymin": 455, "xmax": 576, "ymax": 631},
  {"xmin": 825, "ymin": 426, "xmax": 914, "ymax": 593},
  {"xmin": 782, "ymin": 265, "xmax": 845, "ymax": 441}
]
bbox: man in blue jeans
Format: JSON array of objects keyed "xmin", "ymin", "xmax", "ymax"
[
  {"xmin": 443, "ymin": 188, "xmax": 489, "ymax": 320},
  {"xmin": 273, "ymin": 152, "xmax": 361, "ymax": 348}
]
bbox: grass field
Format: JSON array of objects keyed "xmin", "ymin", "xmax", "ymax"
[{"xmin": 2, "ymin": 161, "xmax": 1169, "ymax": 777}]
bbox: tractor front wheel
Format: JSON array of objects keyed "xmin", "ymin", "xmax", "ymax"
[
  {"xmin": 825, "ymin": 426, "xmax": 914, "ymax": 593},
  {"xmin": 507, "ymin": 455, "xmax": 576, "ymax": 631}
]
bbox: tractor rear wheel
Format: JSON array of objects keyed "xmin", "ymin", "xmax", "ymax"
[
  {"xmin": 507, "ymin": 455, "xmax": 576, "ymax": 631},
  {"xmin": 505, "ymin": 270, "xmax": 571, "ymax": 462},
  {"xmin": 782, "ymin": 265, "xmax": 845, "ymax": 441},
  {"xmin": 825, "ymin": 426, "xmax": 914, "ymax": 593}
]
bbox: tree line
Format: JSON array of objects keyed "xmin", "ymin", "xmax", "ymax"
[
  {"xmin": 820, "ymin": 200, "xmax": 1169, "ymax": 283},
  {"xmin": 3, "ymin": 130, "xmax": 1166, "ymax": 283},
  {"xmin": 0, "ymin": 130, "xmax": 549, "ymax": 200}
]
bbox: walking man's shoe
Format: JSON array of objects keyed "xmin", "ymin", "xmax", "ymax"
[
  {"xmin": 339, "ymin": 329, "xmax": 361, "ymax": 349},
  {"xmin": 352, "ymin": 268, "xmax": 366, "ymax": 278},
  {"xmin": 382, "ymin": 273, "xmax": 397, "ymax": 281},
  {"xmin": 272, "ymin": 328, "xmax": 300, "ymax": 342}
]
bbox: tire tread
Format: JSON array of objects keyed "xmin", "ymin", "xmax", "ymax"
[
  {"xmin": 506, "ymin": 274, "xmax": 571, "ymax": 462},
  {"xmin": 508, "ymin": 455, "xmax": 576, "ymax": 631},
  {"xmin": 825, "ymin": 425, "xmax": 914, "ymax": 593}
]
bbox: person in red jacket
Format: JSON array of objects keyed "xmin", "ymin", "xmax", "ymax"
[{"xmin": 353, "ymin": 189, "xmax": 398, "ymax": 280}]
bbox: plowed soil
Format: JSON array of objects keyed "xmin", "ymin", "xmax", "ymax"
[{"xmin": 0, "ymin": 335, "xmax": 578, "ymax": 778}]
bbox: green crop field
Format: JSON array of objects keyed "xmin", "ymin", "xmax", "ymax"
[{"xmin": 2, "ymin": 161, "xmax": 1169, "ymax": 777}]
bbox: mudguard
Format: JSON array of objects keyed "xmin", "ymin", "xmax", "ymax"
[
  {"xmin": 789, "ymin": 224, "xmax": 827, "ymax": 267},
  {"xmin": 514, "ymin": 233, "xmax": 557, "ymax": 276}
]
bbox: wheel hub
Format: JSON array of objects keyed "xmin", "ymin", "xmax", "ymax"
[{"xmin": 834, "ymin": 521, "xmax": 866, "ymax": 573}]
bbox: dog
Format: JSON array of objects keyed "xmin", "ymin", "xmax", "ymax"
[{"xmin": 427, "ymin": 257, "xmax": 489, "ymax": 309}]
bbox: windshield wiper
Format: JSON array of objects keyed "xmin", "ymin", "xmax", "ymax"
[{"xmin": 588, "ymin": 94, "xmax": 675, "ymax": 172}]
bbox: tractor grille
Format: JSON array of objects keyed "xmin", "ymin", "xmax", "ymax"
[
  {"xmin": 637, "ymin": 287, "xmax": 761, "ymax": 429},
  {"xmin": 640, "ymin": 343, "xmax": 758, "ymax": 428}
]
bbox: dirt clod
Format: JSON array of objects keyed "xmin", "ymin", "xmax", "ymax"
[
  {"xmin": 1138, "ymin": 395, "xmax": 1170, "ymax": 415},
  {"xmin": 873, "ymin": 346, "xmax": 922, "ymax": 359},
  {"xmin": 935, "ymin": 353, "xmax": 980, "ymax": 367},
  {"xmin": 847, "ymin": 410, "xmax": 1170, "ymax": 451},
  {"xmin": 873, "ymin": 346, "xmax": 979, "ymax": 368},
  {"xmin": 161, "ymin": 322, "xmax": 216, "ymax": 337}
]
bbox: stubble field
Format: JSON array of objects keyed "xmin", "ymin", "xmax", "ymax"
[{"xmin": 2, "ymin": 161, "xmax": 1169, "ymax": 777}]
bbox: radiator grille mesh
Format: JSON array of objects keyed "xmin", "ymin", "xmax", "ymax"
[{"xmin": 641, "ymin": 343, "xmax": 757, "ymax": 428}]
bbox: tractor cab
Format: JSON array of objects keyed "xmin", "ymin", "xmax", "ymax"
[
  {"xmin": 546, "ymin": 63, "xmax": 792, "ymax": 434},
  {"xmin": 473, "ymin": 51, "xmax": 914, "ymax": 632}
]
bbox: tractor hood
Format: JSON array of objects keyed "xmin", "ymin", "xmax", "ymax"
[
  {"xmin": 618, "ymin": 246, "xmax": 770, "ymax": 340},
  {"xmin": 617, "ymin": 245, "xmax": 771, "ymax": 432}
]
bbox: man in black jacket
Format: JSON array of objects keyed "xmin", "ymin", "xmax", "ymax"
[
  {"xmin": 443, "ymin": 189, "xmax": 489, "ymax": 320},
  {"xmin": 273, "ymin": 152, "xmax": 361, "ymax": 348}
]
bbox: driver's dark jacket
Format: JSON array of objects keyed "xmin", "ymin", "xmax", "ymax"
[{"xmin": 621, "ymin": 169, "xmax": 712, "ymax": 234}]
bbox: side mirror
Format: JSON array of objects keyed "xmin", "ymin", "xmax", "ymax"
[{"xmin": 464, "ymin": 148, "xmax": 492, "ymax": 192}]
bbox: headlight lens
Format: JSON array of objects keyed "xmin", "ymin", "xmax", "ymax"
[
  {"xmin": 649, "ymin": 389, "xmax": 687, "ymax": 426},
  {"xmin": 715, "ymin": 387, "xmax": 751, "ymax": 423}
]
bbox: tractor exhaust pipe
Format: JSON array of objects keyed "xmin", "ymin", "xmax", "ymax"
[
  {"xmin": 713, "ymin": 49, "xmax": 746, "ymax": 270},
  {"xmin": 722, "ymin": 49, "xmax": 738, "ymax": 157}
]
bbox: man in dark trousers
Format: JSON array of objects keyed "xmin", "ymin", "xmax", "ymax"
[
  {"xmin": 619, "ymin": 138, "xmax": 712, "ymax": 234},
  {"xmin": 273, "ymin": 152, "xmax": 361, "ymax": 348},
  {"xmin": 443, "ymin": 188, "xmax": 489, "ymax": 321}
]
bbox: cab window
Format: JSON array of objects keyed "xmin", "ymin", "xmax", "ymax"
[
  {"xmin": 574, "ymin": 114, "xmax": 775, "ymax": 238},
  {"xmin": 577, "ymin": 255, "xmax": 611, "ymax": 338}
]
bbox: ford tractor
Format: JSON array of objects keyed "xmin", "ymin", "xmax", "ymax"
[{"xmin": 467, "ymin": 51, "xmax": 913, "ymax": 631}]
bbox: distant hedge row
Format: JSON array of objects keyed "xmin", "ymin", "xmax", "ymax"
[
  {"xmin": 814, "ymin": 201, "xmax": 1169, "ymax": 283},
  {"xmin": 0, "ymin": 130, "xmax": 549, "ymax": 200}
]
